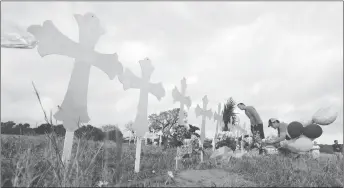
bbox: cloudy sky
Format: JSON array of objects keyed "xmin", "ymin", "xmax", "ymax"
[{"xmin": 1, "ymin": 2, "xmax": 343, "ymax": 144}]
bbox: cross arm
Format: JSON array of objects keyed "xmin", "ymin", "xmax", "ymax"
[
  {"xmin": 27, "ymin": 21, "xmax": 123, "ymax": 80},
  {"xmin": 148, "ymin": 82, "xmax": 165, "ymax": 101},
  {"xmin": 172, "ymin": 87, "xmax": 182, "ymax": 103},
  {"xmin": 205, "ymin": 109, "xmax": 213, "ymax": 120},
  {"xmin": 195, "ymin": 105, "xmax": 202, "ymax": 118},
  {"xmin": 214, "ymin": 111, "xmax": 222, "ymax": 122},
  {"xmin": 172, "ymin": 87, "xmax": 191, "ymax": 109},
  {"xmin": 118, "ymin": 68, "xmax": 142, "ymax": 90}
]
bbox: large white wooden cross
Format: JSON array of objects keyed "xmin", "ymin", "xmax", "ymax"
[
  {"xmin": 213, "ymin": 103, "xmax": 222, "ymax": 151},
  {"xmin": 172, "ymin": 77, "xmax": 192, "ymax": 126},
  {"xmin": 27, "ymin": 13, "xmax": 123, "ymax": 164},
  {"xmin": 118, "ymin": 58, "xmax": 165, "ymax": 172},
  {"xmin": 195, "ymin": 95, "xmax": 213, "ymax": 162}
]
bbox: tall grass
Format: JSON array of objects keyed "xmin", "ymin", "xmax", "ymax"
[
  {"xmin": 217, "ymin": 154, "xmax": 343, "ymax": 187},
  {"xmin": 1, "ymin": 83, "xmax": 343, "ymax": 187},
  {"xmin": 2, "ymin": 134, "xmax": 343, "ymax": 187}
]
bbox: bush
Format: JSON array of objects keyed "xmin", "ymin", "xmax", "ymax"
[{"xmin": 319, "ymin": 144, "xmax": 334, "ymax": 154}]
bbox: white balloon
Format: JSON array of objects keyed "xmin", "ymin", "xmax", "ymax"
[
  {"xmin": 312, "ymin": 106, "xmax": 338, "ymax": 126},
  {"xmin": 287, "ymin": 135, "xmax": 313, "ymax": 152}
]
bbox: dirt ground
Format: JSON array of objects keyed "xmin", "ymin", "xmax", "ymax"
[{"xmin": 174, "ymin": 169, "xmax": 258, "ymax": 187}]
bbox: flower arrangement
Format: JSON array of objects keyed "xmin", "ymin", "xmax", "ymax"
[
  {"xmin": 239, "ymin": 131, "xmax": 269, "ymax": 152},
  {"xmin": 189, "ymin": 134, "xmax": 202, "ymax": 154},
  {"xmin": 246, "ymin": 130, "xmax": 264, "ymax": 150},
  {"xmin": 178, "ymin": 134, "xmax": 202, "ymax": 158},
  {"xmin": 214, "ymin": 131, "xmax": 237, "ymax": 151},
  {"xmin": 176, "ymin": 144, "xmax": 193, "ymax": 159}
]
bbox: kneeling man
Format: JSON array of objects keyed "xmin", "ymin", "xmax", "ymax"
[
  {"xmin": 264, "ymin": 118, "xmax": 292, "ymax": 154},
  {"xmin": 265, "ymin": 118, "xmax": 291, "ymax": 144}
]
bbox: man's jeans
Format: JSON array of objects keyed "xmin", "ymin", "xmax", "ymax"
[
  {"xmin": 251, "ymin": 124, "xmax": 265, "ymax": 154},
  {"xmin": 251, "ymin": 124, "xmax": 265, "ymax": 139}
]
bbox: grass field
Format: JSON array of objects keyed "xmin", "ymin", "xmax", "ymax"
[{"xmin": 1, "ymin": 134, "xmax": 343, "ymax": 187}]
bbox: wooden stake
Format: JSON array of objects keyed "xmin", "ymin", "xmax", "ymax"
[
  {"xmin": 213, "ymin": 135, "xmax": 216, "ymax": 152},
  {"xmin": 134, "ymin": 138, "xmax": 142, "ymax": 173},
  {"xmin": 175, "ymin": 156, "xmax": 179, "ymax": 170},
  {"xmin": 159, "ymin": 135, "xmax": 162, "ymax": 147},
  {"xmin": 199, "ymin": 139, "xmax": 204, "ymax": 162},
  {"xmin": 62, "ymin": 131, "xmax": 74, "ymax": 164}
]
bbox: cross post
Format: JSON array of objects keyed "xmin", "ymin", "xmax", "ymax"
[{"xmin": 213, "ymin": 103, "xmax": 222, "ymax": 151}]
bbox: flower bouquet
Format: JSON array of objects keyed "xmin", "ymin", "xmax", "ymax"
[
  {"xmin": 214, "ymin": 131, "xmax": 237, "ymax": 151},
  {"xmin": 189, "ymin": 134, "xmax": 203, "ymax": 154},
  {"xmin": 240, "ymin": 131, "xmax": 267, "ymax": 152}
]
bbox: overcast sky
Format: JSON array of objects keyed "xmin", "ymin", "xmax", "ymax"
[{"xmin": 1, "ymin": 2, "xmax": 343, "ymax": 144}]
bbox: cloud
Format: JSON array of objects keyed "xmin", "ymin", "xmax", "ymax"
[
  {"xmin": 1, "ymin": 2, "xmax": 342, "ymax": 144},
  {"xmin": 186, "ymin": 76, "xmax": 198, "ymax": 85}
]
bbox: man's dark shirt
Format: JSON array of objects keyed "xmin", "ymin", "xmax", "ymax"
[{"xmin": 332, "ymin": 144, "xmax": 342, "ymax": 153}]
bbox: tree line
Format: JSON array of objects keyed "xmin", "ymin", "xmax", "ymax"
[
  {"xmin": 1, "ymin": 121, "xmax": 123, "ymax": 142},
  {"xmin": 1, "ymin": 107, "xmax": 214, "ymax": 147},
  {"xmin": 1, "ymin": 97, "xmax": 240, "ymax": 148}
]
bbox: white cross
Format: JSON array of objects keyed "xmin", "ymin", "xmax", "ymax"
[
  {"xmin": 195, "ymin": 95, "xmax": 213, "ymax": 143},
  {"xmin": 27, "ymin": 13, "xmax": 123, "ymax": 164},
  {"xmin": 213, "ymin": 103, "xmax": 222, "ymax": 151},
  {"xmin": 118, "ymin": 58, "xmax": 165, "ymax": 137},
  {"xmin": 172, "ymin": 77, "xmax": 192, "ymax": 126},
  {"xmin": 118, "ymin": 58, "xmax": 165, "ymax": 172},
  {"xmin": 195, "ymin": 95, "xmax": 212, "ymax": 161},
  {"xmin": 157, "ymin": 130, "xmax": 163, "ymax": 147}
]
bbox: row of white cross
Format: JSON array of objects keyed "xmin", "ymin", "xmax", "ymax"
[{"xmin": 25, "ymin": 12, "xmax": 250, "ymax": 173}]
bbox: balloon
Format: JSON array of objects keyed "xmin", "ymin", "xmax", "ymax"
[
  {"xmin": 1, "ymin": 20, "xmax": 38, "ymax": 49},
  {"xmin": 299, "ymin": 118, "xmax": 313, "ymax": 127},
  {"xmin": 287, "ymin": 135, "xmax": 313, "ymax": 152},
  {"xmin": 312, "ymin": 106, "xmax": 338, "ymax": 125},
  {"xmin": 303, "ymin": 124, "xmax": 323, "ymax": 139},
  {"xmin": 287, "ymin": 121, "xmax": 304, "ymax": 139}
]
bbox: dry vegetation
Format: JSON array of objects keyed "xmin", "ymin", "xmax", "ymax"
[{"xmin": 1, "ymin": 133, "xmax": 343, "ymax": 187}]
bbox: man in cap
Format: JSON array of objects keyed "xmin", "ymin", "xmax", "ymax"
[
  {"xmin": 265, "ymin": 118, "xmax": 296, "ymax": 155},
  {"xmin": 265, "ymin": 118, "xmax": 291, "ymax": 145}
]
